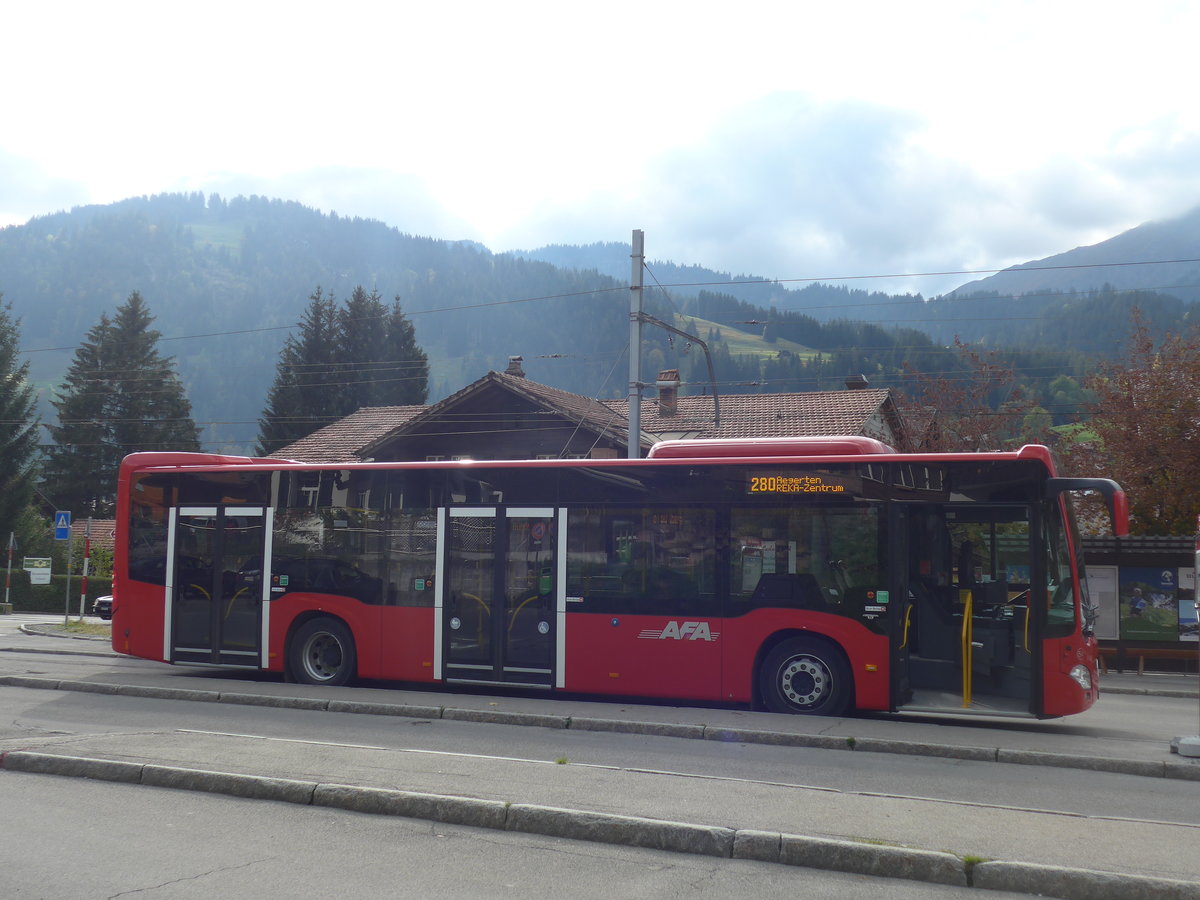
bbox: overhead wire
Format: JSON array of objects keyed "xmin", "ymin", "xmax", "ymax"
[{"xmin": 23, "ymin": 253, "xmax": 1200, "ymax": 451}]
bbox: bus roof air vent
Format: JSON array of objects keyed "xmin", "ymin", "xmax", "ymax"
[{"xmin": 647, "ymin": 436, "xmax": 895, "ymax": 460}]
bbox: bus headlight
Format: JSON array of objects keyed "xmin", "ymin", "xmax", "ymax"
[{"xmin": 1069, "ymin": 664, "xmax": 1092, "ymax": 691}]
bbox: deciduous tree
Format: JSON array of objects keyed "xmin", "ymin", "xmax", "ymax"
[
  {"xmin": 1063, "ymin": 313, "xmax": 1200, "ymax": 535},
  {"xmin": 897, "ymin": 338, "xmax": 1027, "ymax": 451}
]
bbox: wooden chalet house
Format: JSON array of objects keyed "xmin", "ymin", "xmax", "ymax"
[{"xmin": 277, "ymin": 357, "xmax": 909, "ymax": 464}]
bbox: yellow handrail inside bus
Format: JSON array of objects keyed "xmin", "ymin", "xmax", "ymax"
[
  {"xmin": 901, "ymin": 604, "xmax": 912, "ymax": 650},
  {"xmin": 960, "ymin": 590, "xmax": 974, "ymax": 708},
  {"xmin": 225, "ymin": 587, "xmax": 249, "ymax": 619},
  {"xmin": 459, "ymin": 592, "xmax": 489, "ymax": 645},
  {"xmin": 508, "ymin": 594, "xmax": 540, "ymax": 636}
]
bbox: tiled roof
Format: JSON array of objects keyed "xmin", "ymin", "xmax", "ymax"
[
  {"xmin": 276, "ymin": 374, "xmax": 904, "ymax": 463},
  {"xmin": 611, "ymin": 387, "xmax": 900, "ymax": 443},
  {"xmin": 70, "ymin": 519, "xmax": 116, "ymax": 550},
  {"xmin": 276, "ymin": 405, "xmax": 425, "ymax": 462},
  {"xmin": 490, "ymin": 372, "xmax": 633, "ymax": 444},
  {"xmin": 496, "ymin": 377, "xmax": 900, "ymax": 445}
]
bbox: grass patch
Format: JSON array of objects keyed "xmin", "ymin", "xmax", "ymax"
[
  {"xmin": 674, "ymin": 314, "xmax": 821, "ymax": 362},
  {"xmin": 847, "ymin": 836, "xmax": 905, "ymax": 848},
  {"xmin": 53, "ymin": 621, "xmax": 111, "ymax": 637}
]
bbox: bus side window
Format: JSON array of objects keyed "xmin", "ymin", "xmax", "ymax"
[{"xmin": 566, "ymin": 507, "xmax": 715, "ymax": 616}]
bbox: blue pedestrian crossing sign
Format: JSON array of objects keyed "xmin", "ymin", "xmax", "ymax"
[{"xmin": 54, "ymin": 511, "xmax": 71, "ymax": 541}]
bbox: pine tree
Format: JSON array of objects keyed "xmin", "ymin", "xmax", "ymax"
[
  {"xmin": 380, "ymin": 295, "xmax": 428, "ymax": 406},
  {"xmin": 337, "ymin": 287, "xmax": 429, "ymax": 408},
  {"xmin": 0, "ymin": 296, "xmax": 42, "ymax": 546},
  {"xmin": 339, "ymin": 286, "xmax": 390, "ymax": 409},
  {"xmin": 46, "ymin": 292, "xmax": 200, "ymax": 515},
  {"xmin": 257, "ymin": 287, "xmax": 343, "ymax": 454},
  {"xmin": 107, "ymin": 292, "xmax": 201, "ymax": 453},
  {"xmin": 258, "ymin": 287, "xmax": 430, "ymax": 454},
  {"xmin": 45, "ymin": 314, "xmax": 117, "ymax": 513}
]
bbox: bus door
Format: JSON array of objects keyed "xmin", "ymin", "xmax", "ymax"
[
  {"xmin": 889, "ymin": 505, "xmax": 914, "ymax": 709},
  {"xmin": 899, "ymin": 505, "xmax": 1035, "ymax": 716},
  {"xmin": 167, "ymin": 505, "xmax": 272, "ymax": 668},
  {"xmin": 440, "ymin": 507, "xmax": 561, "ymax": 689}
]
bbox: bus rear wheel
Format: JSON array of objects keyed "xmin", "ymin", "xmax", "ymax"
[
  {"xmin": 290, "ymin": 617, "xmax": 357, "ymax": 686},
  {"xmin": 759, "ymin": 638, "xmax": 851, "ymax": 716}
]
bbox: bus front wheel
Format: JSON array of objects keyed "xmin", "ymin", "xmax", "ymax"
[
  {"xmin": 290, "ymin": 617, "xmax": 357, "ymax": 686},
  {"xmin": 759, "ymin": 638, "xmax": 851, "ymax": 716}
]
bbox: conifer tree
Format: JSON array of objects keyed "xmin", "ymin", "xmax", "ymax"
[
  {"xmin": 257, "ymin": 287, "xmax": 343, "ymax": 454},
  {"xmin": 338, "ymin": 286, "xmax": 391, "ymax": 409},
  {"xmin": 0, "ymin": 296, "xmax": 42, "ymax": 545},
  {"xmin": 379, "ymin": 295, "xmax": 428, "ymax": 406},
  {"xmin": 46, "ymin": 292, "xmax": 200, "ymax": 515},
  {"xmin": 257, "ymin": 286, "xmax": 429, "ymax": 454}
]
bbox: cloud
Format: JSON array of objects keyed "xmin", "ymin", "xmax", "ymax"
[
  {"xmin": 513, "ymin": 94, "xmax": 1003, "ymax": 294},
  {"xmin": 0, "ymin": 149, "xmax": 90, "ymax": 226},
  {"xmin": 173, "ymin": 167, "xmax": 477, "ymax": 240},
  {"xmin": 503, "ymin": 92, "xmax": 1200, "ymax": 298}
]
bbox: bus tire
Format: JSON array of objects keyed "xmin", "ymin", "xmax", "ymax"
[
  {"xmin": 290, "ymin": 617, "xmax": 357, "ymax": 686},
  {"xmin": 759, "ymin": 637, "xmax": 852, "ymax": 716}
]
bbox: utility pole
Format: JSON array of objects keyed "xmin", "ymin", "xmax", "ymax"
[{"xmin": 628, "ymin": 229, "xmax": 644, "ymax": 459}]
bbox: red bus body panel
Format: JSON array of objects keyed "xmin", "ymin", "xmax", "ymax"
[
  {"xmin": 111, "ymin": 445, "xmax": 1121, "ymax": 720},
  {"xmin": 559, "ymin": 609, "xmax": 890, "ymax": 710}
]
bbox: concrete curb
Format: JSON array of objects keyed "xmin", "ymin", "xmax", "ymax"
[
  {"xmin": 971, "ymin": 861, "xmax": 1200, "ymax": 900},
  {"xmin": 1, "ymin": 749, "xmax": 1195, "ymax": 899},
  {"xmin": 3, "ymin": 673, "xmax": 1200, "ymax": 783}
]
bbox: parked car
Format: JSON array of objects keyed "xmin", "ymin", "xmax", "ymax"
[{"xmin": 91, "ymin": 594, "xmax": 113, "ymax": 620}]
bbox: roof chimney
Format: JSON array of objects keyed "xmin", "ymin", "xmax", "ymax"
[
  {"xmin": 656, "ymin": 369, "xmax": 681, "ymax": 417},
  {"xmin": 845, "ymin": 374, "xmax": 869, "ymax": 390},
  {"xmin": 505, "ymin": 355, "xmax": 525, "ymax": 378}
]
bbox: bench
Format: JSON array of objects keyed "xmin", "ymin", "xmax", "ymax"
[{"xmin": 1099, "ymin": 645, "xmax": 1200, "ymax": 675}]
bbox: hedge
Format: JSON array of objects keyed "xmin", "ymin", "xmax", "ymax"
[{"xmin": 5, "ymin": 574, "xmax": 114, "ymax": 614}]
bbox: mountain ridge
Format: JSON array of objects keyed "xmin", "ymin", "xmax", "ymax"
[{"xmin": 1, "ymin": 192, "xmax": 1196, "ymax": 455}]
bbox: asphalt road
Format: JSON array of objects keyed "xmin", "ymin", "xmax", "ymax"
[
  {"xmin": 2, "ymin": 617, "xmax": 1200, "ymax": 898},
  {"xmin": 0, "ymin": 771, "xmax": 1035, "ymax": 900}
]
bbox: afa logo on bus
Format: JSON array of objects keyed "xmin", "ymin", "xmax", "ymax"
[{"xmin": 637, "ymin": 621, "xmax": 719, "ymax": 642}]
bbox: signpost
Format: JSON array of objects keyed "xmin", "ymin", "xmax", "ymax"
[
  {"xmin": 78, "ymin": 518, "xmax": 91, "ymax": 619},
  {"xmin": 56, "ymin": 511, "xmax": 72, "ymax": 624},
  {"xmin": 1, "ymin": 532, "xmax": 12, "ymax": 613},
  {"xmin": 24, "ymin": 558, "xmax": 51, "ymax": 585}
]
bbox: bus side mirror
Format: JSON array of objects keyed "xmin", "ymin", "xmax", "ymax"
[{"xmin": 1046, "ymin": 478, "xmax": 1129, "ymax": 538}]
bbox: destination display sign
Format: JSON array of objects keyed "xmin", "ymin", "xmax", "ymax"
[{"xmin": 747, "ymin": 472, "xmax": 847, "ymax": 495}]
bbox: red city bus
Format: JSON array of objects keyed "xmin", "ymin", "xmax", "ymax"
[{"xmin": 111, "ymin": 437, "xmax": 1128, "ymax": 719}]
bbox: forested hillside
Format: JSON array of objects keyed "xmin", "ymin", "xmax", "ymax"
[
  {"xmin": 515, "ymin": 208, "xmax": 1200, "ymax": 355},
  {"xmin": 1, "ymin": 193, "xmax": 1193, "ymax": 455},
  {"xmin": 0, "ymin": 195, "xmax": 636, "ymax": 452}
]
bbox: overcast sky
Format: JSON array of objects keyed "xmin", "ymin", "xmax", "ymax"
[{"xmin": 4, "ymin": 1, "xmax": 1199, "ymax": 296}]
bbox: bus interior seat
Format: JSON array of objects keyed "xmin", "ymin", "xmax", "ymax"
[{"xmin": 750, "ymin": 573, "xmax": 827, "ymax": 610}]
